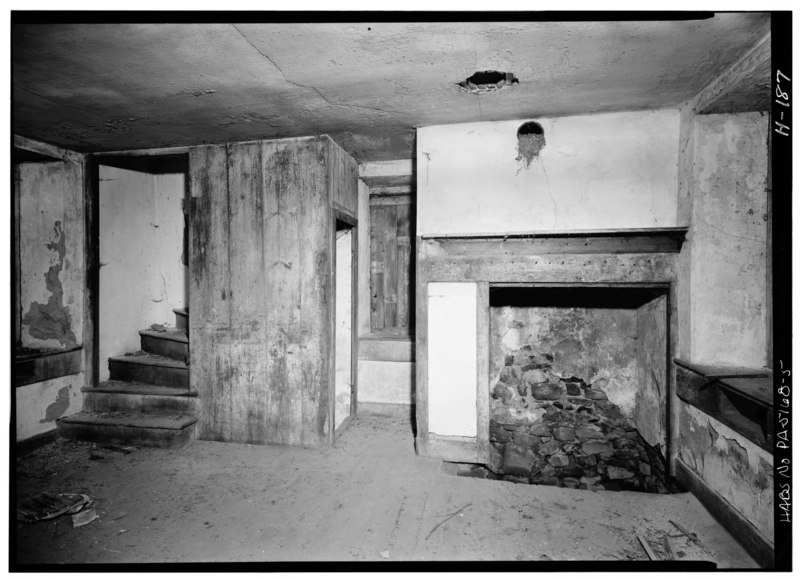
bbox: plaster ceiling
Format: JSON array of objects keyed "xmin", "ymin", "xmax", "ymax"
[{"xmin": 12, "ymin": 14, "xmax": 771, "ymax": 163}]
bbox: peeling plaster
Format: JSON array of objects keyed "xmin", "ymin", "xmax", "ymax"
[
  {"xmin": 679, "ymin": 403, "xmax": 773, "ymax": 539},
  {"xmin": 22, "ymin": 221, "xmax": 77, "ymax": 347},
  {"xmin": 39, "ymin": 385, "xmax": 71, "ymax": 423}
]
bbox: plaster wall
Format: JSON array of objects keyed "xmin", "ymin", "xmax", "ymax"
[
  {"xmin": 19, "ymin": 161, "xmax": 85, "ymax": 350},
  {"xmin": 687, "ymin": 112, "xmax": 769, "ymax": 367},
  {"xmin": 335, "ymin": 229, "xmax": 353, "ymax": 428},
  {"xmin": 677, "ymin": 401, "xmax": 773, "ymax": 541},
  {"xmin": 16, "ymin": 373, "xmax": 84, "ymax": 442},
  {"xmin": 416, "ymin": 110, "xmax": 680, "ymax": 236},
  {"xmin": 99, "ymin": 166, "xmax": 186, "ymax": 381},
  {"xmin": 357, "ymin": 361, "xmax": 415, "ymax": 407}
]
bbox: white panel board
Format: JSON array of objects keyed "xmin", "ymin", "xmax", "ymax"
[{"xmin": 427, "ymin": 282, "xmax": 477, "ymax": 437}]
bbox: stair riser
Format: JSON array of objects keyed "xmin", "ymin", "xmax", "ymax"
[
  {"xmin": 109, "ymin": 361, "xmax": 189, "ymax": 389},
  {"xmin": 140, "ymin": 334, "xmax": 189, "ymax": 362},
  {"xmin": 57, "ymin": 420, "xmax": 195, "ymax": 448},
  {"xmin": 84, "ymin": 392, "xmax": 195, "ymax": 414}
]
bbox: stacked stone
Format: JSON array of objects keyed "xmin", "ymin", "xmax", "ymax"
[{"xmin": 488, "ymin": 345, "xmax": 669, "ymax": 493}]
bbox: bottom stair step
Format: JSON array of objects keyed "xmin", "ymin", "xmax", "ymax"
[{"xmin": 57, "ymin": 410, "xmax": 197, "ymax": 448}]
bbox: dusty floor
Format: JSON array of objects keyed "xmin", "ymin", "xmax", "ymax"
[{"xmin": 14, "ymin": 414, "xmax": 758, "ymax": 568}]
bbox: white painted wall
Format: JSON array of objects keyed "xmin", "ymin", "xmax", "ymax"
[
  {"xmin": 335, "ymin": 229, "xmax": 353, "ymax": 429},
  {"xmin": 427, "ymin": 282, "xmax": 477, "ymax": 437},
  {"xmin": 689, "ymin": 113, "xmax": 769, "ymax": 367},
  {"xmin": 358, "ymin": 361, "xmax": 415, "ymax": 406},
  {"xmin": 16, "ymin": 374, "xmax": 84, "ymax": 442},
  {"xmin": 99, "ymin": 166, "xmax": 186, "ymax": 380},
  {"xmin": 417, "ymin": 110, "xmax": 681, "ymax": 236}
]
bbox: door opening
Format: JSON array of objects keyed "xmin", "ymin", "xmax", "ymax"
[
  {"xmin": 96, "ymin": 155, "xmax": 189, "ymax": 382},
  {"xmin": 334, "ymin": 219, "xmax": 357, "ymax": 436}
]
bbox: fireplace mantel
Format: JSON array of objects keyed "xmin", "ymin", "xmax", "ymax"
[{"xmin": 415, "ymin": 226, "xmax": 686, "ymax": 465}]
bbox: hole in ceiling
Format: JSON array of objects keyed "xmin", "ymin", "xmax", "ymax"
[
  {"xmin": 516, "ymin": 121, "xmax": 545, "ymax": 168},
  {"xmin": 457, "ymin": 70, "xmax": 519, "ymax": 94}
]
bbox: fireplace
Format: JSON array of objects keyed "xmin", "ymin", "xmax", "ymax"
[
  {"xmin": 486, "ymin": 286, "xmax": 670, "ymax": 492},
  {"xmin": 414, "ymin": 228, "xmax": 687, "ymax": 488}
]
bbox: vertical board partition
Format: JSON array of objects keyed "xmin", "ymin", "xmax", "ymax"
[{"xmin": 189, "ymin": 136, "xmax": 357, "ymax": 446}]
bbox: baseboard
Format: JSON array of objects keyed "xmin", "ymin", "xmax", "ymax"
[
  {"xmin": 675, "ymin": 458, "xmax": 774, "ymax": 568},
  {"xmin": 15, "ymin": 428, "xmax": 58, "ymax": 457},
  {"xmin": 358, "ymin": 401, "xmax": 415, "ymax": 419}
]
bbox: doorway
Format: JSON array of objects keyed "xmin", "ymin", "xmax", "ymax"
[
  {"xmin": 334, "ymin": 218, "xmax": 357, "ymax": 435},
  {"xmin": 95, "ymin": 155, "xmax": 189, "ymax": 382}
]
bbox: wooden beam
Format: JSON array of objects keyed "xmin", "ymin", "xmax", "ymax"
[
  {"xmin": 358, "ymin": 159, "xmax": 414, "ymax": 189},
  {"xmin": 14, "ymin": 135, "xmax": 84, "ymax": 163}
]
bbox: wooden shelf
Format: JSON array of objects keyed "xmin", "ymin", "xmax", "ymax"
[{"xmin": 674, "ymin": 359, "xmax": 773, "ymax": 453}]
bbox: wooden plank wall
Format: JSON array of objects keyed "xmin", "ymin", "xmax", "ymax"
[
  {"xmin": 369, "ymin": 195, "xmax": 414, "ymax": 333},
  {"xmin": 328, "ymin": 139, "xmax": 358, "ymax": 216},
  {"xmin": 263, "ymin": 138, "xmax": 332, "ymax": 446},
  {"xmin": 190, "ymin": 137, "xmax": 339, "ymax": 446}
]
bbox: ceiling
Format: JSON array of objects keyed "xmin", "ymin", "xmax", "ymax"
[{"xmin": 12, "ymin": 14, "xmax": 771, "ymax": 163}]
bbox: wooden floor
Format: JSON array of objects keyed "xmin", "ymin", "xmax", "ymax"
[{"xmin": 14, "ymin": 414, "xmax": 758, "ymax": 568}]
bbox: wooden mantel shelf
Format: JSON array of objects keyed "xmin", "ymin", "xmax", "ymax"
[{"xmin": 420, "ymin": 227, "xmax": 688, "ymax": 254}]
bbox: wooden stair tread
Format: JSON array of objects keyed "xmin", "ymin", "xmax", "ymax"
[
  {"xmin": 109, "ymin": 351, "xmax": 188, "ymax": 369},
  {"xmin": 84, "ymin": 381, "xmax": 198, "ymax": 397},
  {"xmin": 139, "ymin": 328, "xmax": 188, "ymax": 343},
  {"xmin": 59, "ymin": 410, "xmax": 197, "ymax": 430}
]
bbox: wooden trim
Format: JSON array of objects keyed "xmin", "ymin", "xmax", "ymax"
[
  {"xmin": 14, "ymin": 164, "xmax": 21, "ymax": 348},
  {"xmin": 16, "ymin": 429, "xmax": 59, "ymax": 456},
  {"xmin": 333, "ymin": 205, "xmax": 358, "ymax": 227},
  {"xmin": 475, "ymin": 282, "xmax": 490, "ymax": 464},
  {"xmin": 368, "ymin": 186, "xmax": 413, "ymax": 197},
  {"xmin": 675, "ymin": 458, "xmax": 774, "ymax": 568},
  {"xmin": 420, "ymin": 231, "xmax": 687, "ymax": 255},
  {"xmin": 86, "ymin": 155, "xmax": 100, "ymax": 390},
  {"xmin": 351, "ymin": 222, "xmax": 359, "ymax": 419},
  {"xmin": 16, "ymin": 347, "xmax": 83, "ymax": 387},
  {"xmin": 369, "ymin": 193, "xmax": 413, "ymax": 206},
  {"xmin": 329, "ymin": 207, "xmax": 337, "ymax": 444},
  {"xmin": 427, "ymin": 433, "xmax": 480, "ymax": 463},
  {"xmin": 14, "ymin": 135, "xmax": 84, "ymax": 163},
  {"xmin": 414, "ymin": 239, "xmax": 429, "ymax": 455},
  {"xmin": 421, "ymin": 226, "xmax": 688, "ymax": 239},
  {"xmin": 87, "ymin": 145, "xmax": 191, "ymax": 157}
]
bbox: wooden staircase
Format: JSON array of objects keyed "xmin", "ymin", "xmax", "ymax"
[{"xmin": 58, "ymin": 308, "xmax": 197, "ymax": 448}]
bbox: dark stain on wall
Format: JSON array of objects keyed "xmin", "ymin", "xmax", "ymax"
[
  {"xmin": 39, "ymin": 385, "xmax": 71, "ymax": 423},
  {"xmin": 22, "ymin": 221, "xmax": 77, "ymax": 347}
]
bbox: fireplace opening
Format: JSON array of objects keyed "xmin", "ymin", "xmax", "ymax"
[{"xmin": 478, "ymin": 285, "xmax": 679, "ymax": 493}]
